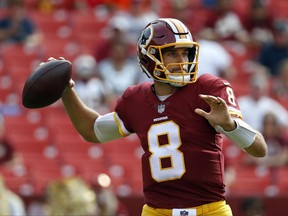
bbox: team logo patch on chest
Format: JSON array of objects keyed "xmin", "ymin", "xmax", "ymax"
[{"xmin": 157, "ymin": 104, "xmax": 165, "ymax": 113}]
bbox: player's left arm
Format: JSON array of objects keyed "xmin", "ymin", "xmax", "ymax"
[{"xmin": 195, "ymin": 85, "xmax": 267, "ymax": 158}]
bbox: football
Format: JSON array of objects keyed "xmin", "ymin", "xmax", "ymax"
[{"xmin": 22, "ymin": 59, "xmax": 72, "ymax": 109}]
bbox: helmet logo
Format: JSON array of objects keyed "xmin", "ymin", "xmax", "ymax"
[{"xmin": 139, "ymin": 26, "xmax": 153, "ymax": 48}]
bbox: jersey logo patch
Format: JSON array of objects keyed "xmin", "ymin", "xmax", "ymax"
[
  {"xmin": 172, "ymin": 208, "xmax": 196, "ymax": 216},
  {"xmin": 180, "ymin": 210, "xmax": 189, "ymax": 216},
  {"xmin": 157, "ymin": 104, "xmax": 165, "ymax": 113}
]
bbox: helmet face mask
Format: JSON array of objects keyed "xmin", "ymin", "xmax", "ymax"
[{"xmin": 137, "ymin": 18, "xmax": 200, "ymax": 87}]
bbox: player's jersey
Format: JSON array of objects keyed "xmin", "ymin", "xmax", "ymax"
[{"xmin": 114, "ymin": 74, "xmax": 242, "ymax": 208}]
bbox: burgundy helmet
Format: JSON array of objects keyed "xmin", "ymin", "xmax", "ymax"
[{"xmin": 137, "ymin": 18, "xmax": 200, "ymax": 87}]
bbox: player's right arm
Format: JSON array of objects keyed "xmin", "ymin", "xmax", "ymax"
[
  {"xmin": 62, "ymin": 79, "xmax": 123, "ymax": 143},
  {"xmin": 62, "ymin": 81, "xmax": 100, "ymax": 143}
]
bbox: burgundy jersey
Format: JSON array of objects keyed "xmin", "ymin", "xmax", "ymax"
[{"xmin": 115, "ymin": 74, "xmax": 242, "ymax": 208}]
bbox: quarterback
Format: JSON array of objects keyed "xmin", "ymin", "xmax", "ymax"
[{"xmin": 59, "ymin": 18, "xmax": 267, "ymax": 216}]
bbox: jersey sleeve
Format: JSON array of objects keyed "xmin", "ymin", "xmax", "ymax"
[
  {"xmin": 199, "ymin": 74, "xmax": 242, "ymax": 119},
  {"xmin": 114, "ymin": 87, "xmax": 135, "ymax": 134}
]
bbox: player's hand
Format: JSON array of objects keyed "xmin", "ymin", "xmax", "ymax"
[
  {"xmin": 195, "ymin": 94, "xmax": 236, "ymax": 131},
  {"xmin": 40, "ymin": 56, "xmax": 71, "ymax": 65},
  {"xmin": 41, "ymin": 57, "xmax": 74, "ymax": 94}
]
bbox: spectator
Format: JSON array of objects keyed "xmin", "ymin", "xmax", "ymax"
[
  {"xmin": 237, "ymin": 64, "xmax": 288, "ymax": 131},
  {"xmin": 242, "ymin": 0, "xmax": 274, "ymax": 48},
  {"xmin": 94, "ymin": 15, "xmax": 132, "ymax": 62},
  {"xmin": 73, "ymin": 54, "xmax": 116, "ymax": 113},
  {"xmin": 257, "ymin": 19, "xmax": 288, "ymax": 76},
  {"xmin": 108, "ymin": 0, "xmax": 159, "ymax": 43},
  {"xmin": 0, "ymin": 114, "xmax": 23, "ymax": 170},
  {"xmin": 92, "ymin": 173, "xmax": 129, "ymax": 216},
  {"xmin": 45, "ymin": 177, "xmax": 98, "ymax": 216},
  {"xmin": 0, "ymin": 175, "xmax": 26, "ymax": 216},
  {"xmin": 98, "ymin": 38, "xmax": 147, "ymax": 97},
  {"xmin": 244, "ymin": 112, "xmax": 288, "ymax": 168},
  {"xmin": 197, "ymin": 28, "xmax": 236, "ymax": 81},
  {"xmin": 167, "ymin": 0, "xmax": 193, "ymax": 31},
  {"xmin": 239, "ymin": 196, "xmax": 265, "ymax": 216},
  {"xmin": 204, "ymin": 0, "xmax": 250, "ymax": 43},
  {"xmin": 0, "ymin": 0, "xmax": 42, "ymax": 47},
  {"xmin": 26, "ymin": 196, "xmax": 47, "ymax": 216},
  {"xmin": 271, "ymin": 58, "xmax": 288, "ymax": 109}
]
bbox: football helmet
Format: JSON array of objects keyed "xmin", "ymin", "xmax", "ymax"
[{"xmin": 137, "ymin": 18, "xmax": 200, "ymax": 87}]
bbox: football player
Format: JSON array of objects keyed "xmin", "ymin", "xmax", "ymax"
[{"xmin": 59, "ymin": 18, "xmax": 267, "ymax": 216}]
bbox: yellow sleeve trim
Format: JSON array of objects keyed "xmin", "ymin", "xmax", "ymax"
[{"xmin": 113, "ymin": 112, "xmax": 129, "ymax": 137}]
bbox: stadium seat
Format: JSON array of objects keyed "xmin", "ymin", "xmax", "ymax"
[
  {"xmin": 21, "ymin": 151, "xmax": 60, "ymax": 169},
  {"xmin": 53, "ymin": 134, "xmax": 92, "ymax": 154},
  {"xmin": 0, "ymin": 75, "xmax": 16, "ymax": 104},
  {"xmin": 29, "ymin": 166, "xmax": 63, "ymax": 195},
  {"xmin": 229, "ymin": 166, "xmax": 272, "ymax": 195},
  {"xmin": 41, "ymin": 37, "xmax": 80, "ymax": 59},
  {"xmin": 275, "ymin": 167, "xmax": 288, "ymax": 194},
  {"xmin": 70, "ymin": 10, "xmax": 109, "ymax": 34},
  {"xmin": 2, "ymin": 175, "xmax": 34, "ymax": 196},
  {"xmin": 9, "ymin": 136, "xmax": 50, "ymax": 153},
  {"xmin": 61, "ymin": 152, "xmax": 108, "ymax": 184},
  {"xmin": 270, "ymin": 0, "xmax": 288, "ymax": 18},
  {"xmin": 222, "ymin": 138, "xmax": 246, "ymax": 168},
  {"xmin": 42, "ymin": 107, "xmax": 78, "ymax": 136},
  {"xmin": 29, "ymin": 10, "xmax": 71, "ymax": 35},
  {"xmin": 6, "ymin": 123, "xmax": 50, "ymax": 142}
]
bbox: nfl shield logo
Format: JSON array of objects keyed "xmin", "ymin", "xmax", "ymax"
[
  {"xmin": 180, "ymin": 210, "xmax": 189, "ymax": 216},
  {"xmin": 157, "ymin": 104, "xmax": 165, "ymax": 113}
]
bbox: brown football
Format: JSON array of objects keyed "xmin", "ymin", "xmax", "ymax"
[{"xmin": 22, "ymin": 59, "xmax": 72, "ymax": 109}]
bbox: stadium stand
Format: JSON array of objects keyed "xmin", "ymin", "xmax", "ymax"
[{"xmin": 1, "ymin": 0, "xmax": 288, "ymax": 215}]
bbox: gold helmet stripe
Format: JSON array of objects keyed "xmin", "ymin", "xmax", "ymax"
[{"xmin": 169, "ymin": 18, "xmax": 187, "ymax": 39}]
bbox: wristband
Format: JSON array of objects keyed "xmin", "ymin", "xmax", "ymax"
[{"xmin": 215, "ymin": 118, "xmax": 257, "ymax": 149}]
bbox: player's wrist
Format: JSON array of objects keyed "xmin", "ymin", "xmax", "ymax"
[
  {"xmin": 220, "ymin": 119, "xmax": 237, "ymax": 132},
  {"xmin": 215, "ymin": 118, "xmax": 257, "ymax": 149}
]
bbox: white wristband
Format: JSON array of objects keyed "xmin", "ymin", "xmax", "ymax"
[{"xmin": 215, "ymin": 119, "xmax": 257, "ymax": 149}]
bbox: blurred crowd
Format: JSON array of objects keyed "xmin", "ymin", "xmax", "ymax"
[{"xmin": 0, "ymin": 0, "xmax": 288, "ymax": 215}]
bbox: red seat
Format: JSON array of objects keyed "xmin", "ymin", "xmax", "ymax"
[
  {"xmin": 30, "ymin": 10, "xmax": 71, "ymax": 36},
  {"xmin": 222, "ymin": 137, "xmax": 246, "ymax": 168},
  {"xmin": 270, "ymin": 0, "xmax": 288, "ymax": 18},
  {"xmin": 5, "ymin": 113, "xmax": 51, "ymax": 154},
  {"xmin": 2, "ymin": 175, "xmax": 34, "ymax": 196},
  {"xmin": 61, "ymin": 152, "xmax": 108, "ymax": 184},
  {"xmin": 6, "ymin": 124, "xmax": 50, "ymax": 142},
  {"xmin": 41, "ymin": 37, "xmax": 80, "ymax": 59},
  {"xmin": 9, "ymin": 136, "xmax": 51, "ymax": 153},
  {"xmin": 21, "ymin": 151, "xmax": 60, "ymax": 170},
  {"xmin": 29, "ymin": 166, "xmax": 63, "ymax": 195},
  {"xmin": 228, "ymin": 166, "xmax": 272, "ymax": 195},
  {"xmin": 43, "ymin": 110, "xmax": 78, "ymax": 136},
  {"xmin": 0, "ymin": 75, "xmax": 16, "ymax": 104},
  {"xmin": 70, "ymin": 10, "xmax": 109, "ymax": 34},
  {"xmin": 54, "ymin": 134, "xmax": 92, "ymax": 154},
  {"xmin": 275, "ymin": 167, "xmax": 288, "ymax": 194}
]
